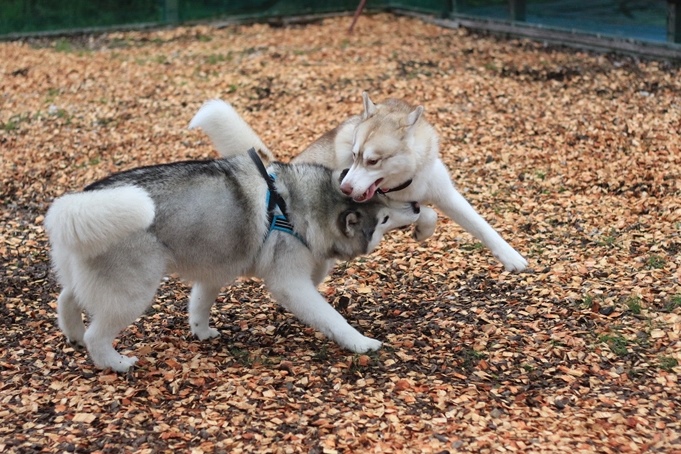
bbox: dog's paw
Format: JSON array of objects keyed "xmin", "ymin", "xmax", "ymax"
[
  {"xmin": 346, "ymin": 336, "xmax": 382, "ymax": 353},
  {"xmin": 114, "ymin": 355, "xmax": 139, "ymax": 373},
  {"xmin": 94, "ymin": 353, "xmax": 138, "ymax": 373},
  {"xmin": 66, "ymin": 336, "xmax": 86, "ymax": 349},
  {"xmin": 192, "ymin": 326, "xmax": 220, "ymax": 340},
  {"xmin": 414, "ymin": 206, "xmax": 437, "ymax": 242},
  {"xmin": 495, "ymin": 248, "xmax": 529, "ymax": 272},
  {"xmin": 414, "ymin": 225, "xmax": 435, "ymax": 242}
]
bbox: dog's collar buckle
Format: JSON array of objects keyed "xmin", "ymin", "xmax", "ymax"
[{"xmin": 377, "ymin": 178, "xmax": 413, "ymax": 195}]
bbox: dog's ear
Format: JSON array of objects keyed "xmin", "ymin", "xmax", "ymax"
[
  {"xmin": 361, "ymin": 91, "xmax": 377, "ymax": 120},
  {"xmin": 339, "ymin": 209, "xmax": 361, "ymax": 237},
  {"xmin": 405, "ymin": 105, "xmax": 424, "ymax": 128}
]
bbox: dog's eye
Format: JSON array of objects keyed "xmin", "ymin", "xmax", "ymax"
[
  {"xmin": 367, "ymin": 158, "xmax": 380, "ymax": 166},
  {"xmin": 381, "ymin": 215, "xmax": 389, "ymax": 224}
]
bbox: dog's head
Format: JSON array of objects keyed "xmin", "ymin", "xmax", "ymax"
[
  {"xmin": 329, "ymin": 197, "xmax": 420, "ymax": 260},
  {"xmin": 278, "ymin": 162, "xmax": 420, "ymax": 261},
  {"xmin": 339, "ymin": 92, "xmax": 425, "ymax": 202}
]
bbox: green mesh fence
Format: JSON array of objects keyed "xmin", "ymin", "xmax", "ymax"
[
  {"xmin": 1, "ymin": 0, "xmax": 161, "ymax": 35},
  {"xmin": 0, "ymin": 0, "xmax": 385, "ymax": 36},
  {"xmin": 0, "ymin": 0, "xmax": 675, "ymax": 46}
]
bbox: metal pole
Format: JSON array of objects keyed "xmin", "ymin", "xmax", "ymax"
[
  {"xmin": 669, "ymin": 0, "xmax": 681, "ymax": 43},
  {"xmin": 164, "ymin": 0, "xmax": 179, "ymax": 24},
  {"xmin": 509, "ymin": 0, "xmax": 526, "ymax": 22}
]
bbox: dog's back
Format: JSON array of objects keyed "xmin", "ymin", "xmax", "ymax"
[{"xmin": 79, "ymin": 157, "xmax": 270, "ymax": 278}]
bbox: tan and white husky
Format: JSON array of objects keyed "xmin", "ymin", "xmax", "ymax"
[{"xmin": 190, "ymin": 94, "xmax": 528, "ymax": 272}]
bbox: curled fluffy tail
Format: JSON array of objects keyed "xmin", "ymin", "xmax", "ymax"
[
  {"xmin": 44, "ymin": 186, "xmax": 155, "ymax": 258},
  {"xmin": 189, "ymin": 99, "xmax": 274, "ymax": 164}
]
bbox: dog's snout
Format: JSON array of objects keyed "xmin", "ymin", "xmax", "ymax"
[
  {"xmin": 410, "ymin": 202, "xmax": 420, "ymax": 214},
  {"xmin": 340, "ymin": 182, "xmax": 353, "ymax": 196}
]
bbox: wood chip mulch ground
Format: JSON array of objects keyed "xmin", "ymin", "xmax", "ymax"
[{"xmin": 1, "ymin": 12, "xmax": 680, "ymax": 453}]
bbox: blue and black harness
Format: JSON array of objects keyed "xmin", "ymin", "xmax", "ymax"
[{"xmin": 248, "ymin": 148, "xmax": 308, "ymax": 247}]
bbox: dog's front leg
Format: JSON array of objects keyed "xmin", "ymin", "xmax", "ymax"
[
  {"xmin": 266, "ymin": 273, "xmax": 382, "ymax": 353},
  {"xmin": 429, "ymin": 160, "xmax": 528, "ymax": 272},
  {"xmin": 311, "ymin": 259, "xmax": 336, "ymax": 287}
]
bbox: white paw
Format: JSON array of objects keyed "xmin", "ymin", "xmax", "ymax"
[
  {"xmin": 414, "ymin": 224, "xmax": 435, "ymax": 242},
  {"xmin": 414, "ymin": 207, "xmax": 437, "ymax": 242},
  {"xmin": 345, "ymin": 335, "xmax": 382, "ymax": 353},
  {"xmin": 495, "ymin": 247, "xmax": 529, "ymax": 272},
  {"xmin": 95, "ymin": 354, "xmax": 138, "ymax": 373},
  {"xmin": 192, "ymin": 326, "xmax": 220, "ymax": 340},
  {"xmin": 66, "ymin": 335, "xmax": 86, "ymax": 349}
]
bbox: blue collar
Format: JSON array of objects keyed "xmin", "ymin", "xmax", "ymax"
[{"xmin": 248, "ymin": 148, "xmax": 308, "ymax": 248}]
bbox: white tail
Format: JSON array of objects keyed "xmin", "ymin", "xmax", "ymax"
[
  {"xmin": 189, "ymin": 99, "xmax": 274, "ymax": 163},
  {"xmin": 44, "ymin": 186, "xmax": 155, "ymax": 258}
]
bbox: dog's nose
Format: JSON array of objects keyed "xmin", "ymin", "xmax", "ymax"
[
  {"xmin": 340, "ymin": 182, "xmax": 353, "ymax": 195},
  {"xmin": 410, "ymin": 202, "xmax": 421, "ymax": 214}
]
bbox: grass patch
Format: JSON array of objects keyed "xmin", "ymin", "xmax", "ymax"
[
  {"xmin": 461, "ymin": 348, "xmax": 487, "ymax": 369},
  {"xmin": 625, "ymin": 296, "xmax": 642, "ymax": 315},
  {"xmin": 205, "ymin": 53, "xmax": 232, "ymax": 65},
  {"xmin": 1, "ymin": 113, "xmax": 31, "ymax": 132},
  {"xmin": 659, "ymin": 356, "xmax": 678, "ymax": 372},
  {"xmin": 578, "ymin": 293, "xmax": 596, "ymax": 310},
  {"xmin": 597, "ymin": 228, "xmax": 618, "ymax": 247},
  {"xmin": 461, "ymin": 242, "xmax": 484, "ymax": 251},
  {"xmin": 229, "ymin": 347, "xmax": 253, "ymax": 366},
  {"xmin": 54, "ymin": 38, "xmax": 73, "ymax": 53},
  {"xmin": 646, "ymin": 254, "xmax": 665, "ymax": 269},
  {"xmin": 663, "ymin": 295, "xmax": 681, "ymax": 313},
  {"xmin": 599, "ymin": 333, "xmax": 629, "ymax": 356},
  {"xmin": 313, "ymin": 345, "xmax": 329, "ymax": 362}
]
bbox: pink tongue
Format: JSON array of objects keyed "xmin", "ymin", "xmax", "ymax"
[{"xmin": 354, "ymin": 182, "xmax": 380, "ymax": 202}]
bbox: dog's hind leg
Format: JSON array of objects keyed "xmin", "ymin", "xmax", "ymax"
[
  {"xmin": 84, "ymin": 315, "xmax": 140, "ymax": 373},
  {"xmin": 429, "ymin": 160, "xmax": 528, "ymax": 272},
  {"xmin": 57, "ymin": 288, "xmax": 86, "ymax": 347},
  {"xmin": 81, "ymin": 242, "xmax": 164, "ymax": 372},
  {"xmin": 188, "ymin": 281, "xmax": 224, "ymax": 340}
]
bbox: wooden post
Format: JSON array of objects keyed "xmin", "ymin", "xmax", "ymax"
[
  {"xmin": 509, "ymin": 0, "xmax": 526, "ymax": 22},
  {"xmin": 669, "ymin": 0, "xmax": 681, "ymax": 43},
  {"xmin": 348, "ymin": 0, "xmax": 367, "ymax": 33}
]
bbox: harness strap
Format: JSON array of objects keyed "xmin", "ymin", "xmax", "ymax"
[
  {"xmin": 248, "ymin": 148, "xmax": 288, "ymax": 218},
  {"xmin": 247, "ymin": 148, "xmax": 307, "ymax": 248}
]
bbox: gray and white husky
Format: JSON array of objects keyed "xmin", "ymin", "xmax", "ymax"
[
  {"xmin": 190, "ymin": 94, "xmax": 528, "ymax": 272},
  {"xmin": 45, "ymin": 150, "xmax": 419, "ymax": 372}
]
